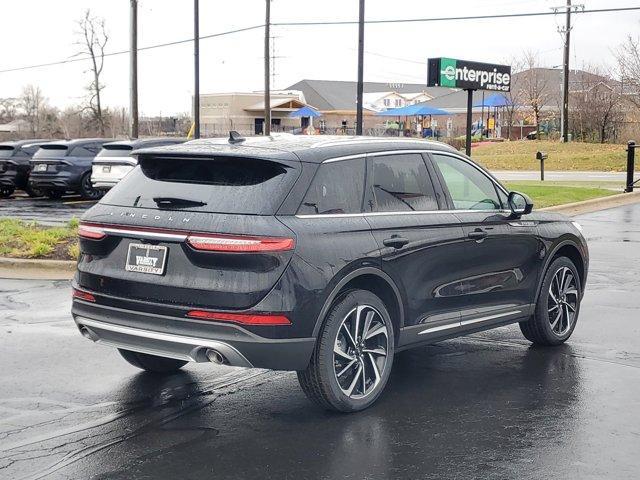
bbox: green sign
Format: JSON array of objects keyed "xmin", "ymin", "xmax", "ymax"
[{"xmin": 428, "ymin": 57, "xmax": 511, "ymax": 92}]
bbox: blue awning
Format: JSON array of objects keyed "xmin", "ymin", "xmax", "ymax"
[
  {"xmin": 473, "ymin": 93, "xmax": 513, "ymax": 108},
  {"xmin": 376, "ymin": 104, "xmax": 449, "ymax": 116},
  {"xmin": 289, "ymin": 106, "xmax": 322, "ymax": 118}
]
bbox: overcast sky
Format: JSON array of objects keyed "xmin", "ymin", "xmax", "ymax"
[{"xmin": 2, "ymin": 0, "xmax": 639, "ymax": 116}]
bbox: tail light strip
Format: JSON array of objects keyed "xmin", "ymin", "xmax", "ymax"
[
  {"xmin": 78, "ymin": 222, "xmax": 294, "ymax": 253},
  {"xmin": 186, "ymin": 310, "xmax": 291, "ymax": 326},
  {"xmin": 72, "ymin": 287, "xmax": 96, "ymax": 302}
]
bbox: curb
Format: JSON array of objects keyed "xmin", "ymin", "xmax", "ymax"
[
  {"xmin": 0, "ymin": 257, "xmax": 76, "ymax": 280},
  {"xmin": 540, "ymin": 190, "xmax": 640, "ymax": 217}
]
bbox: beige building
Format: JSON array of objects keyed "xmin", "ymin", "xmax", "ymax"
[{"xmin": 198, "ymin": 91, "xmax": 310, "ymax": 136}]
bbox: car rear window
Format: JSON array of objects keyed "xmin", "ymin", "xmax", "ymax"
[
  {"xmin": 33, "ymin": 145, "xmax": 69, "ymax": 158},
  {"xmin": 0, "ymin": 146, "xmax": 15, "ymax": 159},
  {"xmin": 100, "ymin": 156, "xmax": 299, "ymax": 215},
  {"xmin": 97, "ymin": 145, "xmax": 133, "ymax": 158}
]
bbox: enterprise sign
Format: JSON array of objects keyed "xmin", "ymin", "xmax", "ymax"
[{"xmin": 428, "ymin": 58, "xmax": 511, "ymax": 92}]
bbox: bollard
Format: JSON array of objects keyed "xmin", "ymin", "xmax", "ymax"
[
  {"xmin": 536, "ymin": 151, "xmax": 548, "ymax": 182},
  {"xmin": 625, "ymin": 141, "xmax": 636, "ymax": 193}
]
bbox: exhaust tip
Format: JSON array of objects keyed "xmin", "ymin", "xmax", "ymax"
[
  {"xmin": 78, "ymin": 326, "xmax": 99, "ymax": 342},
  {"xmin": 205, "ymin": 349, "xmax": 227, "ymax": 365}
]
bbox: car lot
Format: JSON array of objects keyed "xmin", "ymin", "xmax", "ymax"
[
  {"xmin": 1, "ymin": 202, "xmax": 639, "ymax": 479},
  {"xmin": 0, "ymin": 193, "xmax": 96, "ymax": 226}
]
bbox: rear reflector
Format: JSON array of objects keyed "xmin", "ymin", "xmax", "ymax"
[
  {"xmin": 78, "ymin": 223, "xmax": 106, "ymax": 240},
  {"xmin": 186, "ymin": 234, "xmax": 294, "ymax": 252},
  {"xmin": 186, "ymin": 310, "xmax": 291, "ymax": 326},
  {"xmin": 72, "ymin": 288, "xmax": 96, "ymax": 302}
]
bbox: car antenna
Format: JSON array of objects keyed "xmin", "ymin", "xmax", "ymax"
[{"xmin": 228, "ymin": 131, "xmax": 246, "ymax": 145}]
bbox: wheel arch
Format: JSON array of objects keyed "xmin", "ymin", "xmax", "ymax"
[
  {"xmin": 535, "ymin": 240, "xmax": 586, "ymax": 304},
  {"xmin": 312, "ymin": 267, "xmax": 404, "ymax": 342}
]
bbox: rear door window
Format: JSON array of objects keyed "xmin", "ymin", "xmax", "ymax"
[
  {"xmin": 297, "ymin": 158, "xmax": 365, "ymax": 215},
  {"xmin": 101, "ymin": 156, "xmax": 299, "ymax": 215},
  {"xmin": 369, "ymin": 153, "xmax": 438, "ymax": 212}
]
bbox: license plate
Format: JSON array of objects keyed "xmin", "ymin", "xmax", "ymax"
[
  {"xmin": 102, "ymin": 165, "xmax": 111, "ymax": 173},
  {"xmin": 34, "ymin": 164, "xmax": 48, "ymax": 172},
  {"xmin": 125, "ymin": 243, "xmax": 168, "ymax": 275}
]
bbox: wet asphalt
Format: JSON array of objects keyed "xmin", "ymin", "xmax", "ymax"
[
  {"xmin": 0, "ymin": 194, "xmax": 96, "ymax": 226},
  {"xmin": 1, "ymin": 203, "xmax": 639, "ymax": 479}
]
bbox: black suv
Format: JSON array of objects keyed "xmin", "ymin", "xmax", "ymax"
[
  {"xmin": 72, "ymin": 135, "xmax": 588, "ymax": 412},
  {"xmin": 29, "ymin": 138, "xmax": 109, "ymax": 199},
  {"xmin": 0, "ymin": 139, "xmax": 51, "ymax": 197}
]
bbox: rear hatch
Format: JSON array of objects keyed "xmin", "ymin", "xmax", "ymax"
[
  {"xmin": 93, "ymin": 144, "xmax": 135, "ymax": 166},
  {"xmin": 0, "ymin": 146, "xmax": 15, "ymax": 174},
  {"xmin": 30, "ymin": 144, "xmax": 69, "ymax": 174},
  {"xmin": 77, "ymin": 151, "xmax": 301, "ymax": 311}
]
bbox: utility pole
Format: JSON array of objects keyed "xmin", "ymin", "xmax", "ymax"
[
  {"xmin": 264, "ymin": 0, "xmax": 271, "ymax": 136},
  {"xmin": 193, "ymin": 0, "xmax": 201, "ymax": 139},
  {"xmin": 129, "ymin": 0, "xmax": 138, "ymax": 138},
  {"xmin": 561, "ymin": 0, "xmax": 572, "ymax": 143},
  {"xmin": 355, "ymin": 0, "xmax": 365, "ymax": 135}
]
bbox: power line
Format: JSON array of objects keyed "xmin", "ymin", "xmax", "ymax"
[
  {"xmin": 272, "ymin": 6, "xmax": 640, "ymax": 26},
  {"xmin": 2, "ymin": 5, "xmax": 639, "ymax": 75},
  {"xmin": 0, "ymin": 24, "xmax": 264, "ymax": 74}
]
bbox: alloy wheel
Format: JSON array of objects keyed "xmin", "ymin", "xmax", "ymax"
[
  {"xmin": 548, "ymin": 266, "xmax": 578, "ymax": 336},
  {"xmin": 333, "ymin": 304, "xmax": 389, "ymax": 399}
]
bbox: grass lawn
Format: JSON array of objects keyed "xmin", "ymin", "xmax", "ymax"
[
  {"xmin": 505, "ymin": 181, "xmax": 618, "ymax": 208},
  {"xmin": 0, "ymin": 218, "xmax": 78, "ymax": 260},
  {"xmin": 473, "ymin": 140, "xmax": 626, "ymax": 171}
]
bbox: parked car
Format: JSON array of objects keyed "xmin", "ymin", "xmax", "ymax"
[
  {"xmin": 0, "ymin": 139, "xmax": 52, "ymax": 198},
  {"xmin": 71, "ymin": 135, "xmax": 588, "ymax": 412},
  {"xmin": 91, "ymin": 138, "xmax": 187, "ymax": 190},
  {"xmin": 29, "ymin": 138, "xmax": 109, "ymax": 200}
]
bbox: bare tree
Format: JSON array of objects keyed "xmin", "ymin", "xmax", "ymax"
[
  {"xmin": 76, "ymin": 10, "xmax": 109, "ymax": 136},
  {"xmin": 0, "ymin": 98, "xmax": 18, "ymax": 124},
  {"xmin": 516, "ymin": 51, "xmax": 550, "ymax": 139},
  {"xmin": 616, "ymin": 35, "xmax": 640, "ymax": 109},
  {"xmin": 19, "ymin": 85, "xmax": 46, "ymax": 136}
]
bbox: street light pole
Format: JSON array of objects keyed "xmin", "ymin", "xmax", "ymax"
[
  {"xmin": 129, "ymin": 0, "xmax": 138, "ymax": 139},
  {"xmin": 193, "ymin": 0, "xmax": 201, "ymax": 139},
  {"xmin": 264, "ymin": 0, "xmax": 271, "ymax": 136},
  {"xmin": 561, "ymin": 0, "xmax": 572, "ymax": 142},
  {"xmin": 355, "ymin": 0, "xmax": 365, "ymax": 136}
]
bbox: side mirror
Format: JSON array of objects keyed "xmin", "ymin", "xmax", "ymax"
[{"xmin": 508, "ymin": 191, "xmax": 533, "ymax": 217}]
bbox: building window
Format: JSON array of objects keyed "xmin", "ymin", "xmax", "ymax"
[
  {"xmin": 383, "ymin": 98, "xmax": 391, "ymax": 107},
  {"xmin": 395, "ymin": 99, "xmax": 402, "ymax": 107}
]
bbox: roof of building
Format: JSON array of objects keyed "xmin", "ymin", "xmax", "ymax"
[
  {"xmin": 286, "ymin": 79, "xmax": 456, "ymax": 111},
  {"xmin": 135, "ymin": 134, "xmax": 458, "ymax": 164}
]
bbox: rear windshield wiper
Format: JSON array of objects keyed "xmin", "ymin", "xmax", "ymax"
[{"xmin": 152, "ymin": 197, "xmax": 207, "ymax": 208}]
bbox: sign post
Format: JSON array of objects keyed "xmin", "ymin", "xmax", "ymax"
[{"xmin": 428, "ymin": 58, "xmax": 511, "ymax": 156}]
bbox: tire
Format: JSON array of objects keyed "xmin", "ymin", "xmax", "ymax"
[
  {"xmin": 80, "ymin": 172, "xmax": 103, "ymax": 200},
  {"xmin": 520, "ymin": 256, "xmax": 582, "ymax": 346},
  {"xmin": 0, "ymin": 187, "xmax": 15, "ymax": 198},
  {"xmin": 25, "ymin": 184, "xmax": 45, "ymax": 197},
  {"xmin": 298, "ymin": 289, "xmax": 395, "ymax": 412},
  {"xmin": 46, "ymin": 190, "xmax": 64, "ymax": 200},
  {"xmin": 118, "ymin": 349, "xmax": 187, "ymax": 373}
]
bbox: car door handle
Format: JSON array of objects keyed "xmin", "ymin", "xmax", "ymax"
[
  {"xmin": 467, "ymin": 229, "xmax": 488, "ymax": 240},
  {"xmin": 383, "ymin": 236, "xmax": 409, "ymax": 249}
]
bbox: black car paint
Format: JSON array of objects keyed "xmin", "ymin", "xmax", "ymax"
[
  {"xmin": 0, "ymin": 139, "xmax": 50, "ymax": 192},
  {"xmin": 29, "ymin": 138, "xmax": 109, "ymax": 195},
  {"xmin": 72, "ymin": 136, "xmax": 588, "ymax": 370}
]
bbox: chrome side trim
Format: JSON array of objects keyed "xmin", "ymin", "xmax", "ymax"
[
  {"xmin": 417, "ymin": 322, "xmax": 459, "ymax": 335},
  {"xmin": 417, "ymin": 309, "xmax": 523, "ymax": 336},
  {"xmin": 323, "ymin": 154, "xmax": 366, "ymax": 163},
  {"xmin": 459, "ymin": 310, "xmax": 522, "ymax": 327},
  {"xmin": 75, "ymin": 317, "xmax": 253, "ymax": 367},
  {"xmin": 101, "ymin": 227, "xmax": 187, "ymax": 242},
  {"xmin": 295, "ymin": 209, "xmax": 511, "ymax": 219}
]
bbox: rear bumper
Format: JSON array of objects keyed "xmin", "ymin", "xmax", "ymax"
[
  {"xmin": 29, "ymin": 173, "xmax": 80, "ymax": 191},
  {"xmin": 72, "ymin": 299, "xmax": 315, "ymax": 371},
  {"xmin": 0, "ymin": 171, "xmax": 26, "ymax": 188}
]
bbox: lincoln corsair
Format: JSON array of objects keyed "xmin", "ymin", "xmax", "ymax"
[
  {"xmin": 0, "ymin": 139, "xmax": 51, "ymax": 197},
  {"xmin": 71, "ymin": 135, "xmax": 588, "ymax": 412}
]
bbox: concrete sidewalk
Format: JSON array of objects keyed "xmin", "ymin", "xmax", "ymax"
[{"xmin": 493, "ymin": 170, "xmax": 638, "ymax": 182}]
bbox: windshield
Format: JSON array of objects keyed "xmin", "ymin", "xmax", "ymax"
[
  {"xmin": 100, "ymin": 156, "xmax": 299, "ymax": 215},
  {"xmin": 0, "ymin": 146, "xmax": 15, "ymax": 159},
  {"xmin": 33, "ymin": 145, "xmax": 68, "ymax": 159}
]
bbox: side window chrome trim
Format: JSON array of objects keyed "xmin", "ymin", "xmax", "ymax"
[{"xmin": 295, "ymin": 209, "xmax": 511, "ymax": 219}]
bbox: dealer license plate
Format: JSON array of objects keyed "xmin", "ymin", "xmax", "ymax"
[
  {"xmin": 125, "ymin": 243, "xmax": 167, "ymax": 275},
  {"xmin": 34, "ymin": 163, "xmax": 48, "ymax": 172}
]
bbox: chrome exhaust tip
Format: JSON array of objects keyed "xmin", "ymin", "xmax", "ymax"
[
  {"xmin": 79, "ymin": 325, "xmax": 99, "ymax": 342},
  {"xmin": 205, "ymin": 349, "xmax": 227, "ymax": 365}
]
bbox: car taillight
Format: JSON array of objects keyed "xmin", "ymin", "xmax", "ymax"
[
  {"xmin": 186, "ymin": 234, "xmax": 294, "ymax": 252},
  {"xmin": 78, "ymin": 223, "xmax": 106, "ymax": 240},
  {"xmin": 72, "ymin": 288, "xmax": 96, "ymax": 302},
  {"xmin": 186, "ymin": 310, "xmax": 291, "ymax": 326}
]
